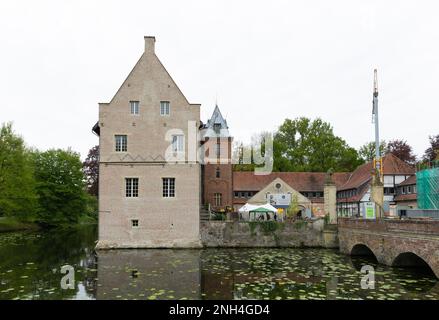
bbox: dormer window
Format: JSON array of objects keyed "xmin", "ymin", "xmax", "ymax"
[
  {"xmin": 214, "ymin": 123, "xmax": 221, "ymax": 133},
  {"xmin": 160, "ymin": 101, "xmax": 170, "ymax": 116}
]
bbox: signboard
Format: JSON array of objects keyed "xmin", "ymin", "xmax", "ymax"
[
  {"xmin": 365, "ymin": 202, "xmax": 376, "ymax": 219},
  {"xmin": 267, "ymin": 193, "xmax": 291, "ymax": 207}
]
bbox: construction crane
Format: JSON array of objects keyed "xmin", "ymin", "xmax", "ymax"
[{"xmin": 372, "ymin": 69, "xmax": 383, "ymax": 180}]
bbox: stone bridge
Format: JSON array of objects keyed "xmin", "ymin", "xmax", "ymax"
[{"xmin": 338, "ymin": 218, "xmax": 439, "ymax": 278}]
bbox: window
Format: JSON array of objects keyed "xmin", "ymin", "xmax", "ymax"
[
  {"xmin": 384, "ymin": 187, "xmax": 395, "ymax": 195},
  {"xmin": 125, "ymin": 178, "xmax": 139, "ymax": 197},
  {"xmin": 160, "ymin": 101, "xmax": 170, "ymax": 116},
  {"xmin": 234, "ymin": 191, "xmax": 239, "ymax": 198},
  {"xmin": 115, "ymin": 135, "xmax": 127, "ymax": 152},
  {"xmin": 240, "ymin": 192, "xmax": 245, "ymax": 198},
  {"xmin": 131, "ymin": 219, "xmax": 139, "ymax": 227},
  {"xmin": 130, "ymin": 101, "xmax": 139, "ymax": 115},
  {"xmin": 215, "ymin": 142, "xmax": 221, "ymax": 157},
  {"xmin": 171, "ymin": 135, "xmax": 184, "ymax": 152},
  {"xmin": 402, "ymin": 186, "xmax": 407, "ymax": 194},
  {"xmin": 216, "ymin": 167, "xmax": 220, "ymax": 178},
  {"xmin": 214, "ymin": 193, "xmax": 222, "ymax": 206},
  {"xmin": 162, "ymin": 178, "xmax": 175, "ymax": 197},
  {"xmin": 407, "ymin": 186, "xmax": 412, "ymax": 194}
]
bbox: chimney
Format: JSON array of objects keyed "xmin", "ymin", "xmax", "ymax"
[{"xmin": 144, "ymin": 36, "xmax": 156, "ymax": 54}]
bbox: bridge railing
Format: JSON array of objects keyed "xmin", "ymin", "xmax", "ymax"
[{"xmin": 338, "ymin": 217, "xmax": 439, "ymax": 235}]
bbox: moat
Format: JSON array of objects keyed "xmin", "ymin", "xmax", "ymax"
[{"xmin": 0, "ymin": 225, "xmax": 438, "ymax": 300}]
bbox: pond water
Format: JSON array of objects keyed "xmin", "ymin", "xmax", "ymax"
[{"xmin": 0, "ymin": 225, "xmax": 438, "ymax": 300}]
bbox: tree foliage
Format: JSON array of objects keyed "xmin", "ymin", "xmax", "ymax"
[
  {"xmin": 272, "ymin": 118, "xmax": 363, "ymax": 172},
  {"xmin": 232, "ymin": 141, "xmax": 256, "ymax": 172},
  {"xmin": 0, "ymin": 123, "xmax": 37, "ymax": 220},
  {"xmin": 359, "ymin": 139, "xmax": 417, "ymax": 165},
  {"xmin": 423, "ymin": 134, "xmax": 439, "ymax": 163},
  {"xmin": 83, "ymin": 145, "xmax": 99, "ymax": 196},
  {"xmin": 358, "ymin": 140, "xmax": 387, "ymax": 162},
  {"xmin": 34, "ymin": 149, "xmax": 87, "ymax": 225},
  {"xmin": 386, "ymin": 139, "xmax": 416, "ymax": 165},
  {"xmin": 286, "ymin": 193, "xmax": 300, "ymax": 219}
]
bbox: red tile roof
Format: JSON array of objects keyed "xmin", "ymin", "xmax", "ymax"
[
  {"xmin": 233, "ymin": 171, "xmax": 350, "ymax": 192},
  {"xmin": 339, "ymin": 153, "xmax": 415, "ymax": 191},
  {"xmin": 394, "ymin": 193, "xmax": 417, "ymax": 202},
  {"xmin": 338, "ymin": 184, "xmax": 369, "ymax": 203},
  {"xmin": 232, "ymin": 154, "xmax": 415, "ymax": 199},
  {"xmin": 397, "ymin": 175, "xmax": 416, "ymax": 186},
  {"xmin": 381, "ymin": 153, "xmax": 415, "ymax": 175}
]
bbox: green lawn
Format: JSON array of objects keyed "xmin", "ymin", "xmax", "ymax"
[{"xmin": 0, "ymin": 217, "xmax": 40, "ymax": 233}]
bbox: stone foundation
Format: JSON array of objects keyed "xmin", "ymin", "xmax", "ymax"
[{"xmin": 200, "ymin": 219, "xmax": 338, "ymax": 248}]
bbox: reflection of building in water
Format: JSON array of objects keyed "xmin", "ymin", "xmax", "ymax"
[
  {"xmin": 200, "ymin": 270, "xmax": 234, "ymax": 300},
  {"xmin": 81, "ymin": 252, "xmax": 98, "ymax": 298},
  {"xmin": 96, "ymin": 250, "xmax": 201, "ymax": 300},
  {"xmin": 200, "ymin": 250, "xmax": 325, "ymax": 300}
]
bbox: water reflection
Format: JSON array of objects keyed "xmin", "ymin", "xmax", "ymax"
[
  {"xmin": 96, "ymin": 250, "xmax": 201, "ymax": 300},
  {"xmin": 0, "ymin": 226, "xmax": 97, "ymax": 300},
  {"xmin": 0, "ymin": 227, "xmax": 438, "ymax": 300}
]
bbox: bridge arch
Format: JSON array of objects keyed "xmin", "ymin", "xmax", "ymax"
[
  {"xmin": 350, "ymin": 243, "xmax": 378, "ymax": 262},
  {"xmin": 392, "ymin": 252, "xmax": 436, "ymax": 277}
]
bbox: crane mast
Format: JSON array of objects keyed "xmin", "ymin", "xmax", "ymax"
[{"xmin": 372, "ymin": 69, "xmax": 382, "ymax": 180}]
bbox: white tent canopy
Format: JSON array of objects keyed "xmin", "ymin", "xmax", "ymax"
[
  {"xmin": 238, "ymin": 203, "xmax": 259, "ymax": 213},
  {"xmin": 239, "ymin": 203, "xmax": 277, "ymax": 213},
  {"xmin": 238, "ymin": 203, "xmax": 281, "ymax": 221},
  {"xmin": 257, "ymin": 203, "xmax": 278, "ymax": 213}
]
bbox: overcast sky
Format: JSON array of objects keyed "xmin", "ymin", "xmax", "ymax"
[{"xmin": 1, "ymin": 0, "xmax": 438, "ymax": 160}]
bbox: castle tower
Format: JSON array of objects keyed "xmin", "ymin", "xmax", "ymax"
[{"xmin": 200, "ymin": 105, "xmax": 233, "ymax": 212}]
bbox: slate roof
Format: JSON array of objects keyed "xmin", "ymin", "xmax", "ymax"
[{"xmin": 201, "ymin": 105, "xmax": 230, "ymax": 138}]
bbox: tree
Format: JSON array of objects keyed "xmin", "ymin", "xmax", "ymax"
[
  {"xmin": 423, "ymin": 134, "xmax": 439, "ymax": 163},
  {"xmin": 386, "ymin": 139, "xmax": 416, "ymax": 165},
  {"xmin": 273, "ymin": 117, "xmax": 363, "ymax": 172},
  {"xmin": 232, "ymin": 133, "xmax": 270, "ymax": 172},
  {"xmin": 0, "ymin": 123, "xmax": 37, "ymax": 220},
  {"xmin": 34, "ymin": 149, "xmax": 87, "ymax": 225},
  {"xmin": 286, "ymin": 193, "xmax": 300, "ymax": 220},
  {"xmin": 358, "ymin": 140, "xmax": 387, "ymax": 162},
  {"xmin": 232, "ymin": 141, "xmax": 256, "ymax": 172},
  {"xmin": 83, "ymin": 145, "xmax": 99, "ymax": 197}
]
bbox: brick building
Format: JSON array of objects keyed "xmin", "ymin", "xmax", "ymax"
[
  {"xmin": 94, "ymin": 36, "xmax": 201, "ymax": 249},
  {"xmin": 200, "ymin": 105, "xmax": 234, "ymax": 212},
  {"xmin": 94, "ymin": 36, "xmax": 418, "ymax": 248}
]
